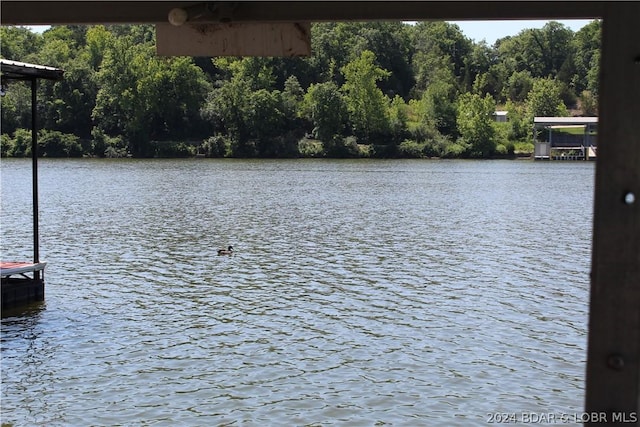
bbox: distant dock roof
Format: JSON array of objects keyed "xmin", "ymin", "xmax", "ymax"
[
  {"xmin": 1, "ymin": 59, "xmax": 64, "ymax": 81},
  {"xmin": 534, "ymin": 117, "xmax": 598, "ymax": 126}
]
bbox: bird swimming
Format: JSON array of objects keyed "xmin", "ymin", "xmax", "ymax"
[{"xmin": 217, "ymin": 245, "xmax": 234, "ymax": 255}]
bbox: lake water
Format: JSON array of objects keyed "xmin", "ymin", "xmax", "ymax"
[{"xmin": 1, "ymin": 158, "xmax": 594, "ymax": 426}]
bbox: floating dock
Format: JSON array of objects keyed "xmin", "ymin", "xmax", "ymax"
[{"xmin": 1, "ymin": 262, "xmax": 46, "ymax": 309}]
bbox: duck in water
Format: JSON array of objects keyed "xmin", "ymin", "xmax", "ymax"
[{"xmin": 217, "ymin": 245, "xmax": 234, "ymax": 255}]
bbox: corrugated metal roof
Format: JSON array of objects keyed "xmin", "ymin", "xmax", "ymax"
[{"xmin": 0, "ymin": 59, "xmax": 64, "ymax": 81}]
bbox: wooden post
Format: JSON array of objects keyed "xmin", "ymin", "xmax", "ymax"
[{"xmin": 585, "ymin": 2, "xmax": 640, "ymax": 424}]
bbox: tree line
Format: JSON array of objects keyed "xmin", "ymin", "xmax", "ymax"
[{"xmin": 0, "ymin": 21, "xmax": 601, "ymax": 158}]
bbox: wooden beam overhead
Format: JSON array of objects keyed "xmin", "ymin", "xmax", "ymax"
[
  {"xmin": 156, "ymin": 22, "xmax": 311, "ymax": 56},
  {"xmin": 1, "ymin": 1, "xmax": 605, "ymax": 25}
]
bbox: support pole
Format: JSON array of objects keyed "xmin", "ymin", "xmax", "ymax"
[
  {"xmin": 31, "ymin": 78, "xmax": 40, "ymax": 277},
  {"xmin": 585, "ymin": 2, "xmax": 640, "ymax": 424}
]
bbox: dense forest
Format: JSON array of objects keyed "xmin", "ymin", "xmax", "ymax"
[{"xmin": 0, "ymin": 21, "xmax": 601, "ymax": 158}]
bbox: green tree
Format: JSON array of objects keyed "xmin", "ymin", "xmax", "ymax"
[
  {"xmin": 215, "ymin": 57, "xmax": 276, "ymax": 91},
  {"xmin": 585, "ymin": 49, "xmax": 600, "ymax": 99},
  {"xmin": 0, "ymin": 26, "xmax": 43, "ymax": 61},
  {"xmin": 92, "ymin": 35, "xmax": 142, "ymax": 153},
  {"xmin": 85, "ymin": 25, "xmax": 115, "ymax": 70},
  {"xmin": 497, "ymin": 22, "xmax": 577, "ymax": 107},
  {"xmin": 341, "ymin": 50, "xmax": 391, "ymax": 143},
  {"xmin": 32, "ymin": 27, "xmax": 94, "ymax": 136},
  {"xmin": 307, "ymin": 22, "xmax": 364, "ymax": 85},
  {"xmin": 572, "ymin": 20, "xmax": 601, "ymax": 92},
  {"xmin": 389, "ymin": 95, "xmax": 409, "ymax": 142},
  {"xmin": 202, "ymin": 57, "xmax": 298, "ymax": 157},
  {"xmin": 94, "ymin": 34, "xmax": 210, "ymax": 156},
  {"xmin": 308, "ymin": 23, "xmax": 413, "ymax": 98},
  {"xmin": 1, "ymin": 128, "xmax": 32, "ymax": 157},
  {"xmin": 302, "ymin": 81, "xmax": 347, "ymax": 143},
  {"xmin": 37, "ymin": 37, "xmax": 72, "ymax": 67},
  {"xmin": 350, "ymin": 22, "xmax": 414, "ymax": 98},
  {"xmin": 503, "ymin": 70, "xmax": 534, "ymax": 103},
  {"xmin": 38, "ymin": 129, "xmax": 83, "ymax": 157},
  {"xmin": 466, "ymin": 41, "xmax": 495, "ymax": 86},
  {"xmin": 504, "ymin": 100, "xmax": 529, "ymax": 142},
  {"xmin": 497, "ymin": 22, "xmax": 575, "ymax": 80},
  {"xmin": 412, "ymin": 21, "xmax": 480, "ymax": 91},
  {"xmin": 201, "ymin": 78, "xmax": 249, "ymax": 144},
  {"xmin": 420, "ymin": 79, "xmax": 458, "ymax": 137},
  {"xmin": 46, "ymin": 59, "xmax": 97, "ymax": 138},
  {"xmin": 0, "ymin": 82, "xmax": 32, "ymax": 136},
  {"xmin": 572, "ymin": 19, "xmax": 601, "ymax": 110},
  {"xmin": 467, "ymin": 41, "xmax": 503, "ymax": 100},
  {"xmin": 578, "ymin": 90, "xmax": 598, "ymax": 116},
  {"xmin": 526, "ymin": 78, "xmax": 568, "ymax": 118},
  {"xmin": 282, "ymin": 75, "xmax": 305, "ymax": 124},
  {"xmin": 136, "ymin": 55, "xmax": 211, "ymax": 141},
  {"xmin": 457, "ymin": 92, "xmax": 497, "ymax": 158},
  {"xmin": 33, "ymin": 26, "xmax": 87, "ymax": 138},
  {"xmin": 247, "ymin": 89, "xmax": 286, "ymax": 155},
  {"xmin": 106, "ymin": 24, "xmax": 155, "ymax": 44}
]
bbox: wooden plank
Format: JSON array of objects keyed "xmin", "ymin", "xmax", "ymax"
[
  {"xmin": 585, "ymin": 2, "xmax": 640, "ymax": 424},
  {"xmin": 156, "ymin": 22, "xmax": 310, "ymax": 57}
]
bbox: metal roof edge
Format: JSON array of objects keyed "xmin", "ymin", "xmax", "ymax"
[{"xmin": 1, "ymin": 59, "xmax": 65, "ymax": 81}]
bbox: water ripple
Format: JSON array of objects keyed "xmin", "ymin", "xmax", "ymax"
[{"xmin": 2, "ymin": 159, "xmax": 593, "ymax": 426}]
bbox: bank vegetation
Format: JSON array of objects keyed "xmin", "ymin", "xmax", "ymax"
[{"xmin": 0, "ymin": 21, "xmax": 601, "ymax": 158}]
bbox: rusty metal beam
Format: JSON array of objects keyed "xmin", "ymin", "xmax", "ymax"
[
  {"xmin": 1, "ymin": 1, "xmax": 605, "ymax": 25},
  {"xmin": 585, "ymin": 1, "xmax": 640, "ymax": 424}
]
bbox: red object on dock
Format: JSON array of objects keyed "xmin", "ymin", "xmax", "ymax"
[{"xmin": 0, "ymin": 261, "xmax": 47, "ymax": 277}]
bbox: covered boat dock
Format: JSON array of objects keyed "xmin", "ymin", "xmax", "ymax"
[
  {"xmin": 1, "ymin": 59, "xmax": 64, "ymax": 310},
  {"xmin": 533, "ymin": 116, "xmax": 598, "ymax": 160}
]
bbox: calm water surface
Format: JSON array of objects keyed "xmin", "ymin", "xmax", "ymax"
[{"xmin": 1, "ymin": 159, "xmax": 594, "ymax": 426}]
